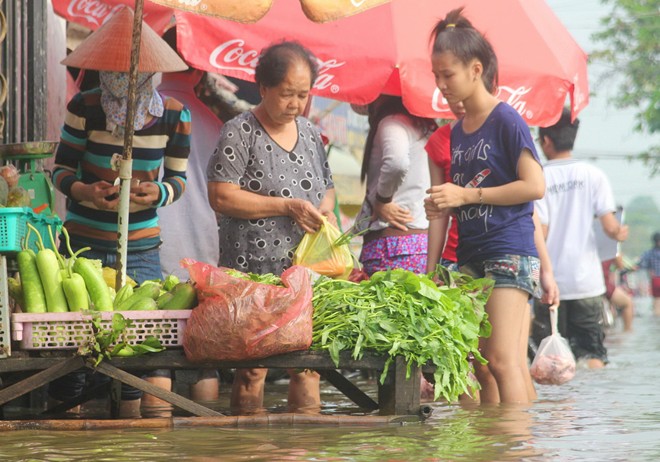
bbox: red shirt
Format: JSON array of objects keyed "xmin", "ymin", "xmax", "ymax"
[{"xmin": 425, "ymin": 124, "xmax": 458, "ymax": 262}]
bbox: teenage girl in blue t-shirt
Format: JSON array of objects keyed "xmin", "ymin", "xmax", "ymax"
[{"xmin": 425, "ymin": 8, "xmax": 559, "ymax": 404}]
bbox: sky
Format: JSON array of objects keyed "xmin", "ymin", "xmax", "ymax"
[{"xmin": 545, "ymin": 0, "xmax": 660, "ymax": 209}]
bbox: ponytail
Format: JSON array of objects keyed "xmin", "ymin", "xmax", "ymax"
[{"xmin": 430, "ymin": 8, "xmax": 499, "ymax": 94}]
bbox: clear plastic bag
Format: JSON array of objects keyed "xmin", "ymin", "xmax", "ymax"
[
  {"xmin": 530, "ymin": 305, "xmax": 576, "ymax": 385},
  {"xmin": 181, "ymin": 259, "xmax": 313, "ymax": 362},
  {"xmin": 292, "ymin": 217, "xmax": 353, "ymax": 279}
]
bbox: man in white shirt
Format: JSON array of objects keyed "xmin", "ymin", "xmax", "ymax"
[{"xmin": 532, "ymin": 108, "xmax": 628, "ymax": 368}]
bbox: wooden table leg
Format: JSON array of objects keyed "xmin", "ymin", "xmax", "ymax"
[{"xmin": 377, "ymin": 356, "xmax": 421, "ymax": 416}]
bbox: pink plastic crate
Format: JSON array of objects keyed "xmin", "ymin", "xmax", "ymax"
[{"xmin": 11, "ymin": 311, "xmax": 190, "ymax": 350}]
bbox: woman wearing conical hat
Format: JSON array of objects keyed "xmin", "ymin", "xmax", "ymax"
[{"xmin": 50, "ymin": 6, "xmax": 189, "ymax": 419}]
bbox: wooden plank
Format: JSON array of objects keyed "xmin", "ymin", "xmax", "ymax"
[
  {"xmin": 1, "ymin": 351, "xmax": 435, "ymax": 417},
  {"xmin": 377, "ymin": 356, "xmax": 421, "ymax": 416},
  {"xmin": 0, "ymin": 356, "xmax": 75, "ymax": 372},
  {"xmin": 108, "ymin": 350, "xmax": 393, "ymax": 371},
  {"xmin": 91, "ymin": 362, "xmax": 223, "ymax": 418},
  {"xmin": 0, "ymin": 356, "xmax": 85, "ymax": 406},
  {"xmin": 1, "ymin": 350, "xmax": 436, "ymax": 374},
  {"xmin": 318, "ymin": 370, "xmax": 379, "ymax": 411}
]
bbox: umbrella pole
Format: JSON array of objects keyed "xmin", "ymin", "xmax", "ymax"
[{"xmin": 116, "ymin": 0, "xmax": 145, "ymax": 290}]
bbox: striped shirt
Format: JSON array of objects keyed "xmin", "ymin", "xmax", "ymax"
[{"xmin": 53, "ymin": 89, "xmax": 191, "ymax": 252}]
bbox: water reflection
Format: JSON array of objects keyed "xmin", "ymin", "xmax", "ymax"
[{"xmin": 2, "ymin": 298, "xmax": 660, "ymax": 461}]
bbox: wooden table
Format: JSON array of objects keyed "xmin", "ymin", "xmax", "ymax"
[{"xmin": 0, "ymin": 349, "xmax": 433, "ymax": 419}]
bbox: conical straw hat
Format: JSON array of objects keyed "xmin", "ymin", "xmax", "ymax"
[{"xmin": 61, "ymin": 6, "xmax": 187, "ymax": 73}]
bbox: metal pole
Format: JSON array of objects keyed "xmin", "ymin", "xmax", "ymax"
[{"xmin": 115, "ymin": 0, "xmax": 145, "ymax": 291}]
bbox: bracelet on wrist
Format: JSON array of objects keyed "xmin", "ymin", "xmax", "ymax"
[
  {"xmin": 478, "ymin": 187, "xmax": 484, "ymax": 205},
  {"xmin": 376, "ymin": 193, "xmax": 393, "ymax": 204}
]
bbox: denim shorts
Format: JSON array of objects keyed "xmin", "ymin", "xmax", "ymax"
[
  {"xmin": 460, "ymin": 254, "xmax": 541, "ymax": 299},
  {"xmin": 440, "ymin": 258, "xmax": 459, "ymax": 272}
]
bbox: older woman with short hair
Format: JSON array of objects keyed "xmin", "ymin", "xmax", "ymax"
[{"xmin": 207, "ymin": 41, "xmax": 336, "ymax": 414}]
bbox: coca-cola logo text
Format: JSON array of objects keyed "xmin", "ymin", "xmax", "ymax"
[
  {"xmin": 209, "ymin": 39, "xmax": 346, "ymax": 93},
  {"xmin": 172, "ymin": 0, "xmax": 203, "ymax": 6},
  {"xmin": 496, "ymin": 85, "xmax": 533, "ymax": 119},
  {"xmin": 66, "ymin": 0, "xmax": 124, "ymax": 27},
  {"xmin": 431, "ymin": 85, "xmax": 534, "ymax": 119}
]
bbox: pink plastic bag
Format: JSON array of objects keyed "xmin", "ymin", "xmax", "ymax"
[
  {"xmin": 181, "ymin": 259, "xmax": 313, "ymax": 362},
  {"xmin": 530, "ymin": 305, "xmax": 576, "ymax": 385}
]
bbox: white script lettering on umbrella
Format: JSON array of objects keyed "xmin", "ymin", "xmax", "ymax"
[
  {"xmin": 209, "ymin": 39, "xmax": 346, "ymax": 92},
  {"xmin": 67, "ymin": 0, "xmax": 124, "ymax": 26},
  {"xmin": 432, "ymin": 85, "xmax": 534, "ymax": 120},
  {"xmin": 172, "ymin": 0, "xmax": 203, "ymax": 6},
  {"xmin": 497, "ymin": 85, "xmax": 532, "ymax": 119}
]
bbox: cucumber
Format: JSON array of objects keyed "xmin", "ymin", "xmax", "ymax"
[
  {"xmin": 156, "ymin": 291, "xmax": 175, "ymax": 309},
  {"xmin": 132, "ymin": 281, "xmax": 162, "ymax": 300},
  {"xmin": 129, "ymin": 298, "xmax": 158, "ymax": 311},
  {"xmin": 113, "ymin": 284, "xmax": 134, "ymax": 310},
  {"xmin": 160, "ymin": 282, "xmax": 198, "ymax": 310}
]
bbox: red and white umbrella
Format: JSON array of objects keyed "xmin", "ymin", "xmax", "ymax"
[
  {"xmin": 51, "ymin": 0, "xmax": 391, "ymax": 287},
  {"xmin": 51, "ymin": 0, "xmax": 589, "ymax": 285},
  {"xmin": 176, "ymin": 0, "xmax": 589, "ymax": 126},
  {"xmin": 53, "ymin": 0, "xmax": 173, "ymax": 33},
  {"xmin": 54, "ymin": 0, "xmax": 589, "ymax": 126}
]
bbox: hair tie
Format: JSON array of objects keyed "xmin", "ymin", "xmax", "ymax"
[{"xmin": 446, "ymin": 23, "xmax": 456, "ymax": 28}]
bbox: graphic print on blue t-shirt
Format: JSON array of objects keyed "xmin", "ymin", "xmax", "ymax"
[{"xmin": 450, "ymin": 103, "xmax": 541, "ymax": 265}]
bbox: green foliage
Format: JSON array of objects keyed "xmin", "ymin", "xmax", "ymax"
[
  {"xmin": 592, "ymin": 0, "xmax": 660, "ymax": 175},
  {"xmin": 310, "ymin": 268, "xmax": 493, "ymax": 403},
  {"xmin": 78, "ymin": 313, "xmax": 165, "ymax": 366},
  {"xmin": 225, "ymin": 268, "xmax": 284, "ymax": 286},
  {"xmin": 622, "ymin": 195, "xmax": 660, "ymax": 258}
]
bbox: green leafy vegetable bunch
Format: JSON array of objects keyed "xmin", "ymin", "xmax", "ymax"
[{"xmin": 311, "ymin": 267, "xmax": 493, "ymax": 402}]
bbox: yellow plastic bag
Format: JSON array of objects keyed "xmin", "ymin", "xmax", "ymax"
[{"xmin": 292, "ymin": 217, "xmax": 353, "ymax": 279}]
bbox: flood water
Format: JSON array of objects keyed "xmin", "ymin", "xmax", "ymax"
[{"xmin": 2, "ymin": 297, "xmax": 659, "ymax": 461}]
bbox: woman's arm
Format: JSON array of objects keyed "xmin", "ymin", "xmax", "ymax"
[
  {"xmin": 533, "ymin": 209, "xmax": 559, "ymax": 305},
  {"xmin": 428, "ymin": 149, "xmax": 545, "ymax": 209},
  {"xmin": 426, "ymin": 158, "xmax": 449, "ymax": 273},
  {"xmin": 372, "ymin": 117, "xmax": 415, "ymax": 229},
  {"xmin": 319, "ymin": 188, "xmax": 338, "ymax": 226},
  {"xmin": 374, "ymin": 117, "xmax": 412, "ymax": 200},
  {"xmin": 208, "ymin": 182, "xmax": 325, "ymax": 233}
]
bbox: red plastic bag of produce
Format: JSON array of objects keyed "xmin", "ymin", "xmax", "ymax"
[
  {"xmin": 181, "ymin": 259, "xmax": 313, "ymax": 362},
  {"xmin": 530, "ymin": 305, "xmax": 576, "ymax": 385}
]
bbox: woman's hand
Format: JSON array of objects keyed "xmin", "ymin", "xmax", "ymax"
[
  {"xmin": 426, "ymin": 183, "xmax": 470, "ymax": 209},
  {"xmin": 424, "ymin": 196, "xmax": 451, "ymax": 221},
  {"xmin": 130, "ymin": 181, "xmax": 161, "ymax": 207},
  {"xmin": 321, "ymin": 209, "xmax": 338, "ymax": 227},
  {"xmin": 373, "ymin": 201, "xmax": 413, "ymax": 231},
  {"xmin": 540, "ymin": 269, "xmax": 560, "ymax": 306},
  {"xmin": 71, "ymin": 180, "xmax": 120, "ymax": 211},
  {"xmin": 287, "ymin": 198, "xmax": 325, "ymax": 233}
]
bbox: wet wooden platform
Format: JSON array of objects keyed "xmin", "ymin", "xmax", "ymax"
[{"xmin": 0, "ymin": 349, "xmax": 433, "ymax": 423}]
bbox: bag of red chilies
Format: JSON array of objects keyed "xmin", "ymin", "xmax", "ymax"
[{"xmin": 181, "ymin": 259, "xmax": 313, "ymax": 362}]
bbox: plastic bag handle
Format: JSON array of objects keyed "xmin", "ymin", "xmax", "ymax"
[{"xmin": 549, "ymin": 304, "xmax": 559, "ymax": 336}]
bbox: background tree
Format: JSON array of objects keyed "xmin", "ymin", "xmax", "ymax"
[
  {"xmin": 621, "ymin": 195, "xmax": 660, "ymax": 258},
  {"xmin": 592, "ymin": 0, "xmax": 660, "ymax": 176}
]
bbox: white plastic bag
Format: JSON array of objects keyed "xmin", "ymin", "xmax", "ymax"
[{"xmin": 530, "ymin": 305, "xmax": 576, "ymax": 385}]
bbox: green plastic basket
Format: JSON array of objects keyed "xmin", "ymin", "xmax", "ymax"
[{"xmin": 0, "ymin": 207, "xmax": 62, "ymax": 253}]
